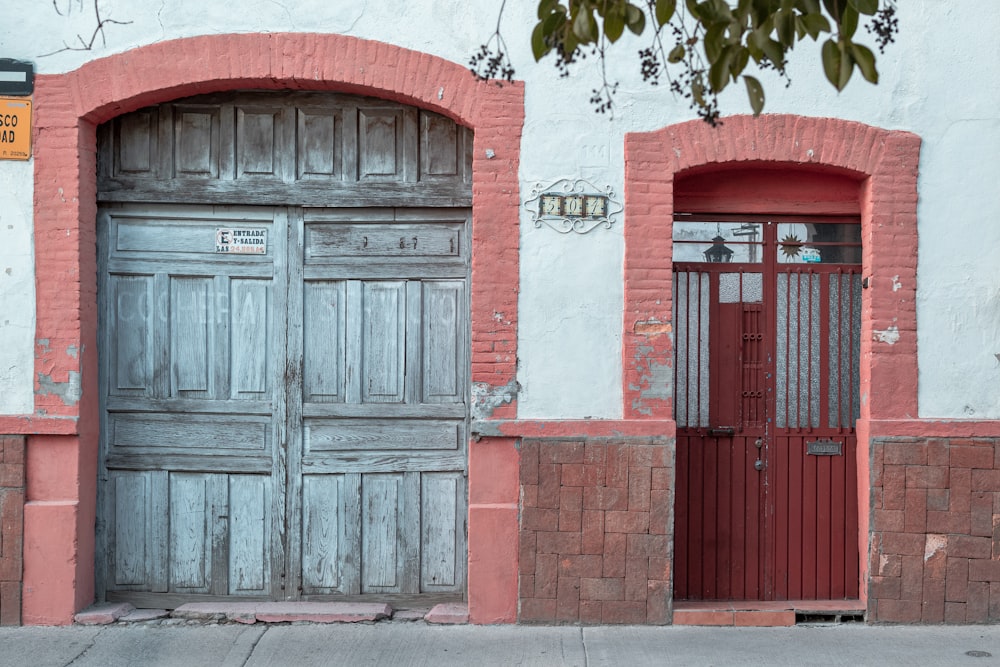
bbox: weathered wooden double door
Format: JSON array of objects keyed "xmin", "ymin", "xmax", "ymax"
[
  {"xmin": 672, "ymin": 216, "xmax": 861, "ymax": 601},
  {"xmin": 96, "ymin": 92, "xmax": 472, "ymax": 606}
]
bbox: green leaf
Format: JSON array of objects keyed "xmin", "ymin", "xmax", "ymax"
[
  {"xmin": 761, "ymin": 37, "xmax": 785, "ymax": 66},
  {"xmin": 543, "ymin": 9, "xmax": 566, "ymax": 32},
  {"xmin": 605, "ymin": 7, "xmax": 626, "ymax": 42},
  {"xmin": 840, "ymin": 5, "xmax": 859, "ymax": 39},
  {"xmin": 708, "ymin": 44, "xmax": 735, "ymax": 92},
  {"xmin": 531, "ymin": 22, "xmax": 549, "ymax": 61},
  {"xmin": 776, "ymin": 8, "xmax": 796, "ymax": 45},
  {"xmin": 655, "ymin": 0, "xmax": 677, "ymax": 25},
  {"xmin": 563, "ymin": 28, "xmax": 579, "ymax": 56},
  {"xmin": 667, "ymin": 43, "xmax": 686, "ymax": 63},
  {"xmin": 573, "ymin": 7, "xmax": 597, "ymax": 42},
  {"xmin": 704, "ymin": 23, "xmax": 727, "ymax": 63},
  {"xmin": 822, "ymin": 0, "xmax": 847, "ymax": 17},
  {"xmin": 800, "ymin": 12, "xmax": 831, "ymax": 39},
  {"xmin": 850, "ymin": 41, "xmax": 878, "ymax": 83},
  {"xmin": 743, "ymin": 75, "xmax": 765, "ymax": 115},
  {"xmin": 711, "ymin": 0, "xmax": 734, "ymax": 21},
  {"xmin": 686, "ymin": 0, "xmax": 708, "ymax": 22},
  {"xmin": 625, "ymin": 4, "xmax": 646, "ymax": 35},
  {"xmin": 822, "ymin": 38, "xmax": 854, "ymax": 90},
  {"xmin": 821, "ymin": 37, "xmax": 841, "ymax": 88},
  {"xmin": 537, "ymin": 0, "xmax": 559, "ymax": 20},
  {"xmin": 847, "ymin": 0, "xmax": 878, "ymax": 15},
  {"xmin": 731, "ymin": 45, "xmax": 750, "ymax": 75},
  {"xmin": 691, "ymin": 77, "xmax": 706, "ymax": 106}
]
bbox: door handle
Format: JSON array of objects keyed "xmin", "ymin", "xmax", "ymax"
[
  {"xmin": 754, "ymin": 459, "xmax": 765, "ymax": 471},
  {"xmin": 708, "ymin": 426, "xmax": 736, "ymax": 437}
]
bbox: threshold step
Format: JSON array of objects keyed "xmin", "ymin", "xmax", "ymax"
[{"xmin": 673, "ymin": 600, "xmax": 864, "ymax": 627}]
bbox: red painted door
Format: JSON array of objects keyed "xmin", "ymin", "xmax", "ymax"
[{"xmin": 672, "ymin": 216, "xmax": 861, "ymax": 601}]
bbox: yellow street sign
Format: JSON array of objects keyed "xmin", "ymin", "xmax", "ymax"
[{"xmin": 0, "ymin": 97, "xmax": 31, "ymax": 161}]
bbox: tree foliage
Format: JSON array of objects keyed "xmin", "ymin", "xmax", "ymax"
[{"xmin": 470, "ymin": 0, "xmax": 899, "ymax": 124}]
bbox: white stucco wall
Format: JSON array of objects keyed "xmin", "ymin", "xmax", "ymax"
[{"xmin": 2, "ymin": 0, "xmax": 999, "ymax": 419}]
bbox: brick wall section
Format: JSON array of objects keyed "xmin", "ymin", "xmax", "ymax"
[
  {"xmin": 0, "ymin": 436, "xmax": 25, "ymax": 626},
  {"xmin": 518, "ymin": 438, "xmax": 674, "ymax": 624},
  {"xmin": 869, "ymin": 436, "xmax": 1000, "ymax": 623}
]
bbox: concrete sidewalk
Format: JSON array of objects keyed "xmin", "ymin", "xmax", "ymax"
[{"xmin": 1, "ymin": 623, "xmax": 999, "ymax": 666}]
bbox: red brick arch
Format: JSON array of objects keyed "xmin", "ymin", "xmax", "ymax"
[
  {"xmin": 26, "ymin": 33, "xmax": 523, "ymax": 624},
  {"xmin": 623, "ymin": 114, "xmax": 921, "ymax": 605}
]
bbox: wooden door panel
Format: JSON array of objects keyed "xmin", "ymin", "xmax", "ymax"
[
  {"xmin": 296, "ymin": 108, "xmax": 342, "ymax": 180},
  {"xmin": 303, "ymin": 280, "xmax": 347, "ymax": 403},
  {"xmin": 170, "ymin": 277, "xmax": 214, "ymax": 395},
  {"xmin": 114, "ymin": 109, "xmax": 158, "ymax": 177},
  {"xmin": 235, "ymin": 106, "xmax": 282, "ymax": 179},
  {"xmin": 108, "ymin": 471, "xmax": 162, "ymax": 589},
  {"xmin": 421, "ymin": 281, "xmax": 465, "ymax": 404},
  {"xmin": 228, "ymin": 475, "xmax": 271, "ymax": 595},
  {"xmin": 359, "ymin": 281, "xmax": 407, "ymax": 403},
  {"xmin": 360, "ymin": 472, "xmax": 420, "ymax": 594},
  {"xmin": 229, "ymin": 279, "xmax": 271, "ymax": 398},
  {"xmin": 420, "ymin": 472, "xmax": 466, "ymax": 592},
  {"xmin": 300, "ymin": 473, "xmax": 359, "ymax": 595},
  {"xmin": 173, "ymin": 106, "xmax": 221, "ymax": 178},
  {"xmin": 108, "ymin": 274, "xmax": 155, "ymax": 397},
  {"xmin": 168, "ymin": 473, "xmax": 221, "ymax": 593}
]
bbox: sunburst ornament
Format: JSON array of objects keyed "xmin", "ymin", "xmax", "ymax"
[{"xmin": 780, "ymin": 234, "xmax": 803, "ymax": 257}]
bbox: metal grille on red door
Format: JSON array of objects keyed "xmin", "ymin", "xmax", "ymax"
[{"xmin": 673, "ymin": 216, "xmax": 861, "ymax": 601}]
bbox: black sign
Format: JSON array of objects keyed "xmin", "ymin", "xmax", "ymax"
[{"xmin": 0, "ymin": 60, "xmax": 34, "ymax": 96}]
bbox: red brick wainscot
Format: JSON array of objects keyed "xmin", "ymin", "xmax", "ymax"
[
  {"xmin": 0, "ymin": 436, "xmax": 25, "ymax": 626},
  {"xmin": 869, "ymin": 433, "xmax": 1000, "ymax": 623},
  {"xmin": 518, "ymin": 438, "xmax": 674, "ymax": 624}
]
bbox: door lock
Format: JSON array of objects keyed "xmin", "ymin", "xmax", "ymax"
[
  {"xmin": 754, "ymin": 459, "xmax": 765, "ymax": 471},
  {"xmin": 754, "ymin": 438, "xmax": 763, "ymax": 449}
]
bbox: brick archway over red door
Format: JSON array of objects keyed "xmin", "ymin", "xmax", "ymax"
[
  {"xmin": 623, "ymin": 115, "xmax": 921, "ymax": 607},
  {"xmin": 26, "ymin": 33, "xmax": 523, "ymax": 624}
]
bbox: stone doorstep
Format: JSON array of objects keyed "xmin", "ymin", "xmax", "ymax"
[
  {"xmin": 172, "ymin": 602, "xmax": 393, "ymax": 624},
  {"xmin": 672, "ymin": 600, "xmax": 865, "ymax": 627},
  {"xmin": 74, "ymin": 602, "xmax": 136, "ymax": 625},
  {"xmin": 74, "ymin": 601, "xmax": 470, "ymax": 626}
]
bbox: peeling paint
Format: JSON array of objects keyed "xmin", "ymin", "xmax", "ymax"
[
  {"xmin": 924, "ymin": 534, "xmax": 947, "ymax": 562},
  {"xmin": 873, "ymin": 326, "xmax": 900, "ymax": 345},
  {"xmin": 471, "ymin": 378, "xmax": 520, "ymax": 420},
  {"xmin": 66, "ymin": 345, "xmax": 79, "ymax": 359},
  {"xmin": 892, "ymin": 275, "xmax": 902, "ymax": 292},
  {"xmin": 629, "ymin": 344, "xmax": 672, "ymax": 416},
  {"xmin": 491, "ymin": 311, "xmax": 512, "ymax": 326},
  {"xmin": 633, "ymin": 320, "xmax": 672, "ymax": 336},
  {"xmin": 37, "ymin": 338, "xmax": 50, "ymax": 353},
  {"xmin": 36, "ymin": 370, "xmax": 82, "ymax": 406}
]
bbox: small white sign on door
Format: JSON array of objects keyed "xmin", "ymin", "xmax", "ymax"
[{"xmin": 216, "ymin": 228, "xmax": 267, "ymax": 255}]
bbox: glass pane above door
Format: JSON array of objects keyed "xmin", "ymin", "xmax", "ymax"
[{"xmin": 673, "ymin": 221, "xmax": 763, "ymax": 263}]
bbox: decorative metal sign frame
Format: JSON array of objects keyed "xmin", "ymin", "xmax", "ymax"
[{"xmin": 524, "ymin": 178, "xmax": 622, "ymax": 234}]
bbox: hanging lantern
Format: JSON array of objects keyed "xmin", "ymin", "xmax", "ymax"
[{"xmin": 704, "ymin": 235, "xmax": 734, "ymax": 263}]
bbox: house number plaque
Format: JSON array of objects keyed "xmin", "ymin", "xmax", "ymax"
[{"xmin": 525, "ymin": 178, "xmax": 622, "ymax": 234}]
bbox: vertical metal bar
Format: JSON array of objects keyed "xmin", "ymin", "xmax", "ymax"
[
  {"xmin": 819, "ymin": 271, "xmax": 831, "ymax": 431},
  {"xmin": 805, "ymin": 272, "xmax": 813, "ymax": 431}
]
